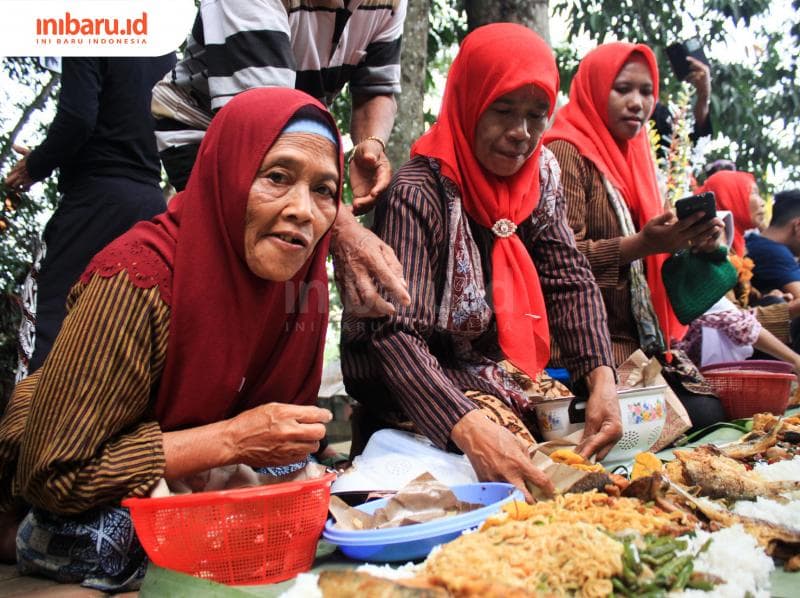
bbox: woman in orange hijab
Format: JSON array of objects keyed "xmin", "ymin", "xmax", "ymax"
[
  {"xmin": 343, "ymin": 24, "xmax": 620, "ymax": 502},
  {"xmin": 544, "ymin": 42, "xmax": 727, "ymax": 430}
]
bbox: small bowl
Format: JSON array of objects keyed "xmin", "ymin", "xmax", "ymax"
[{"xmin": 322, "ymin": 482, "xmax": 522, "ymax": 562}]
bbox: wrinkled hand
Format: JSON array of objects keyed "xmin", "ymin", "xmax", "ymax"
[
  {"xmin": 349, "ymin": 139, "xmax": 392, "ymax": 215},
  {"xmin": 451, "ymin": 410, "xmax": 554, "ymax": 503},
  {"xmin": 4, "ymin": 145, "xmax": 33, "ymax": 191},
  {"xmin": 638, "ymin": 211, "xmax": 723, "ymax": 255},
  {"xmin": 331, "ymin": 208, "xmax": 410, "ymax": 317},
  {"xmin": 576, "ymin": 366, "xmax": 622, "ymax": 461},
  {"xmin": 224, "ymin": 403, "xmax": 331, "ymax": 468}
]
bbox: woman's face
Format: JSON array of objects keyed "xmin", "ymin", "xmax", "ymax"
[
  {"xmin": 749, "ymin": 184, "xmax": 766, "ymax": 230},
  {"xmin": 244, "ymin": 132, "xmax": 338, "ymax": 281},
  {"xmin": 473, "ymin": 84, "xmax": 550, "ymax": 177},
  {"xmin": 607, "ymin": 55, "xmax": 655, "ymax": 143}
]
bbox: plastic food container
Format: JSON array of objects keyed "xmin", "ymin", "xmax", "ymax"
[
  {"xmin": 123, "ymin": 473, "xmax": 335, "ymax": 585},
  {"xmin": 322, "ymin": 482, "xmax": 522, "ymax": 562},
  {"xmin": 700, "ymin": 368, "xmax": 795, "ymax": 419},
  {"xmin": 701, "ymin": 360, "xmax": 794, "ymax": 374},
  {"xmin": 533, "ymin": 385, "xmax": 668, "ymax": 465}
]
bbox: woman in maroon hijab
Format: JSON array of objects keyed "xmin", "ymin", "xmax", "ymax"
[{"xmin": 0, "ymin": 88, "xmax": 341, "ymax": 589}]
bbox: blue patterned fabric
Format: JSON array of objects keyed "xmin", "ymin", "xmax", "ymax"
[{"xmin": 16, "ymin": 506, "xmax": 147, "ymax": 592}]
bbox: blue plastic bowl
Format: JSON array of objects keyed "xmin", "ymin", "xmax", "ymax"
[{"xmin": 322, "ymin": 482, "xmax": 522, "ymax": 562}]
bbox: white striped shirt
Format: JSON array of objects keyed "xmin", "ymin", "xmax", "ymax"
[{"xmin": 153, "ymin": 0, "xmax": 405, "ymax": 151}]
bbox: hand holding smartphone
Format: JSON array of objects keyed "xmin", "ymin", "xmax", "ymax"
[{"xmin": 666, "ymin": 38, "xmax": 710, "ymax": 81}]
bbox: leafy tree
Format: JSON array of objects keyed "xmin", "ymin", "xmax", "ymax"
[
  {"xmin": 552, "ymin": 0, "xmax": 800, "ymax": 186},
  {"xmin": 0, "ymin": 58, "xmax": 59, "ymax": 407}
]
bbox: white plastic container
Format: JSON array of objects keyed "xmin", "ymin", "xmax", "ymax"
[{"xmin": 533, "ymin": 385, "xmax": 668, "ymax": 466}]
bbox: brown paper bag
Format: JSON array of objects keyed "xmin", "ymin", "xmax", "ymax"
[{"xmin": 617, "ymin": 350, "xmax": 691, "ymax": 451}]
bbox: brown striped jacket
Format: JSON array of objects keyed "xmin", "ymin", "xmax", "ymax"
[
  {"xmin": 0, "ymin": 271, "xmax": 168, "ymax": 515},
  {"xmin": 341, "ymin": 155, "xmax": 614, "ymax": 449}
]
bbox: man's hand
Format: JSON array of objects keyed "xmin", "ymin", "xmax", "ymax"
[
  {"xmin": 4, "ymin": 145, "xmax": 33, "ymax": 191},
  {"xmin": 349, "ymin": 138, "xmax": 392, "ymax": 215},
  {"xmin": 451, "ymin": 409, "xmax": 554, "ymax": 503},
  {"xmin": 686, "ymin": 56, "xmax": 711, "ymax": 129},
  {"xmin": 330, "ymin": 207, "xmax": 410, "ymax": 318},
  {"xmin": 576, "ymin": 366, "xmax": 622, "ymax": 461}
]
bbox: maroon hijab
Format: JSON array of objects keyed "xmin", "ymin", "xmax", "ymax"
[{"xmin": 82, "ymin": 88, "xmax": 342, "ymax": 431}]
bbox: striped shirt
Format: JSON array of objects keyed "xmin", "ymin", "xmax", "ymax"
[
  {"xmin": 549, "ymin": 140, "xmax": 794, "ymax": 361},
  {"xmin": 0, "ymin": 272, "xmax": 169, "ymax": 515},
  {"xmin": 152, "ymin": 0, "xmax": 405, "ymax": 151},
  {"xmin": 341, "ymin": 155, "xmax": 614, "ymax": 449},
  {"xmin": 547, "ymin": 139, "xmax": 642, "ymax": 366}
]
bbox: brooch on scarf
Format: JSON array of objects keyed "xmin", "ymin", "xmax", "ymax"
[{"xmin": 491, "ymin": 218, "xmax": 517, "ymax": 238}]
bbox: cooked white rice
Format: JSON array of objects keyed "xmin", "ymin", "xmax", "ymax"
[
  {"xmin": 279, "ymin": 572, "xmax": 322, "ymax": 598},
  {"xmin": 673, "ymin": 525, "xmax": 773, "ymax": 598},
  {"xmin": 733, "ymin": 496, "xmax": 800, "ymax": 531},
  {"xmin": 753, "ymin": 455, "xmax": 800, "ymax": 482},
  {"xmin": 355, "ymin": 561, "xmax": 422, "ymax": 579}
]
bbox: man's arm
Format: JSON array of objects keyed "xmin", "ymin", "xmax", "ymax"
[
  {"xmin": 11, "ymin": 59, "xmax": 102, "ymax": 186},
  {"xmin": 348, "ymin": 93, "xmax": 397, "ymax": 213},
  {"xmin": 783, "ymin": 280, "xmax": 800, "ymax": 300}
]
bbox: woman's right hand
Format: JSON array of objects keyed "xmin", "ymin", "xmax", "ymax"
[
  {"xmin": 636, "ymin": 210, "xmax": 721, "ymax": 256},
  {"xmin": 224, "ymin": 403, "xmax": 332, "ymax": 468},
  {"xmin": 450, "ymin": 410, "xmax": 554, "ymax": 503}
]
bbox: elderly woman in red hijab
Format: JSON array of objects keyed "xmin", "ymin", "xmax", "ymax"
[
  {"xmin": 0, "ymin": 88, "xmax": 340, "ymax": 590},
  {"xmin": 543, "ymin": 42, "xmax": 728, "ymax": 430},
  {"xmin": 342, "ymin": 24, "xmax": 621, "ymax": 501}
]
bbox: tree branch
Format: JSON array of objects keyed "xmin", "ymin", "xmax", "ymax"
[{"xmin": 0, "ymin": 73, "xmax": 59, "ymax": 171}]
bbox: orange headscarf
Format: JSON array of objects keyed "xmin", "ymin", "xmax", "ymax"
[
  {"xmin": 697, "ymin": 170, "xmax": 756, "ymax": 256},
  {"xmin": 543, "ymin": 43, "xmax": 685, "ymax": 343},
  {"xmin": 411, "ymin": 23, "xmax": 560, "ymax": 378}
]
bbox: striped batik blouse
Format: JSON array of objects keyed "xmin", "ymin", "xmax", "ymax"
[
  {"xmin": 0, "ymin": 271, "xmax": 169, "ymax": 515},
  {"xmin": 341, "ymin": 156, "xmax": 614, "ymax": 450}
]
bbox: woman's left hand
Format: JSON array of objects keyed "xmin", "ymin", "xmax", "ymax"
[
  {"xmin": 690, "ymin": 217, "xmax": 724, "ymax": 253},
  {"xmin": 576, "ymin": 366, "xmax": 622, "ymax": 461},
  {"xmin": 330, "ymin": 207, "xmax": 410, "ymax": 317}
]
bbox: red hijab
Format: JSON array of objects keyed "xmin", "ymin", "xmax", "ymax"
[
  {"xmin": 411, "ymin": 23, "xmax": 559, "ymax": 378},
  {"xmin": 697, "ymin": 170, "xmax": 756, "ymax": 256},
  {"xmin": 82, "ymin": 88, "xmax": 342, "ymax": 431},
  {"xmin": 543, "ymin": 43, "xmax": 684, "ymax": 343}
]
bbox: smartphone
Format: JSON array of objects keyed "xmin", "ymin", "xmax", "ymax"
[
  {"xmin": 666, "ymin": 38, "xmax": 709, "ymax": 81},
  {"xmin": 675, "ymin": 191, "xmax": 716, "ymax": 222}
]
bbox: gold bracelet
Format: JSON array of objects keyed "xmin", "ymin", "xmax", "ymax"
[{"xmin": 348, "ymin": 136, "xmax": 386, "ymax": 164}]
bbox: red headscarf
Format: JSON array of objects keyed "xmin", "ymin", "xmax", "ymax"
[
  {"xmin": 543, "ymin": 43, "xmax": 684, "ymax": 343},
  {"xmin": 697, "ymin": 170, "xmax": 757, "ymax": 256},
  {"xmin": 410, "ymin": 23, "xmax": 559, "ymax": 378},
  {"xmin": 82, "ymin": 88, "xmax": 342, "ymax": 431}
]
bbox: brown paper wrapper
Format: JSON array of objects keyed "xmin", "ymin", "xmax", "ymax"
[{"xmin": 328, "ymin": 473, "xmax": 481, "ymax": 531}]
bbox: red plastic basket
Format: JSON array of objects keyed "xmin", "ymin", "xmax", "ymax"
[
  {"xmin": 701, "ymin": 360, "xmax": 794, "ymax": 374},
  {"xmin": 701, "ymin": 369, "xmax": 795, "ymax": 419},
  {"xmin": 123, "ymin": 472, "xmax": 335, "ymax": 585}
]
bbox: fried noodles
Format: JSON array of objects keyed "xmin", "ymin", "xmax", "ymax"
[
  {"xmin": 484, "ymin": 492, "xmax": 692, "ymax": 536},
  {"xmin": 425, "ymin": 521, "xmax": 621, "ymax": 597}
]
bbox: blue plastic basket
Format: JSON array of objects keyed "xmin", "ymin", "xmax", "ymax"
[{"xmin": 322, "ymin": 482, "xmax": 522, "ymax": 562}]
